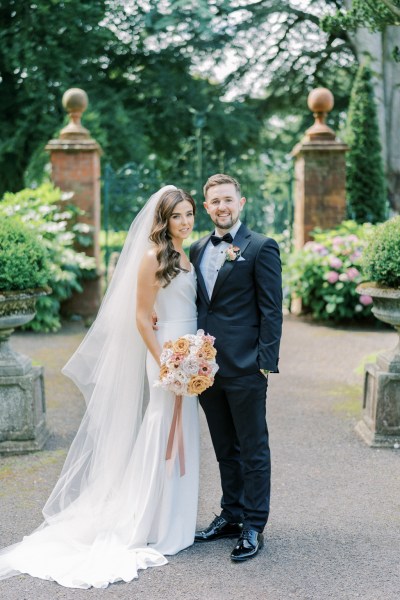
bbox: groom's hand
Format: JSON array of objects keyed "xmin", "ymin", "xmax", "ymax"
[{"xmin": 152, "ymin": 311, "xmax": 158, "ymax": 331}]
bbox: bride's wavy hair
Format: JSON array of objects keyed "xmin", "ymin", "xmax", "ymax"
[{"xmin": 149, "ymin": 188, "xmax": 196, "ymax": 287}]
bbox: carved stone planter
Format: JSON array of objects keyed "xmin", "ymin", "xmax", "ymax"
[
  {"xmin": 355, "ymin": 283, "xmax": 400, "ymax": 447},
  {"xmin": 0, "ymin": 290, "xmax": 50, "ymax": 455}
]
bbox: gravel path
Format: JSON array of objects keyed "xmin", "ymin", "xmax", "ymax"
[{"xmin": 0, "ymin": 316, "xmax": 398, "ymax": 600}]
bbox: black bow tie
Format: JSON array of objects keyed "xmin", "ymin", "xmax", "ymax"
[{"xmin": 210, "ymin": 232, "xmax": 233, "ymax": 246}]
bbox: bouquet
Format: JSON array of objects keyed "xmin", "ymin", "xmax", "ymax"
[{"xmin": 155, "ymin": 329, "xmax": 219, "ymax": 396}]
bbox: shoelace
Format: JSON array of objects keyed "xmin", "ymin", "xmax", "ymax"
[
  {"xmin": 210, "ymin": 515, "xmax": 226, "ymax": 528},
  {"xmin": 240, "ymin": 529, "xmax": 254, "ymax": 541}
]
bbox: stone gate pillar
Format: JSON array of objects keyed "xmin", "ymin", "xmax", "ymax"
[
  {"xmin": 291, "ymin": 88, "xmax": 348, "ymax": 250},
  {"xmin": 46, "ymin": 88, "xmax": 102, "ymax": 318}
]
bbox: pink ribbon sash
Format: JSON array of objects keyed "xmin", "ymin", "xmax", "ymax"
[{"xmin": 165, "ymin": 394, "xmax": 186, "ymax": 477}]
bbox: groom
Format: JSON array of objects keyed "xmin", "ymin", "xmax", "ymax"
[{"xmin": 190, "ymin": 173, "xmax": 282, "ymax": 562}]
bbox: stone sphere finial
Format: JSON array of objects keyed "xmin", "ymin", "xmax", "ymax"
[
  {"xmin": 62, "ymin": 88, "xmax": 88, "ymax": 113},
  {"xmin": 305, "ymin": 87, "xmax": 336, "ymax": 141},
  {"xmin": 60, "ymin": 88, "xmax": 90, "ymax": 139},
  {"xmin": 307, "ymin": 88, "xmax": 334, "ymax": 113}
]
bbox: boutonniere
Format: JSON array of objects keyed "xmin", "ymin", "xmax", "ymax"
[{"xmin": 224, "ymin": 245, "xmax": 241, "ymax": 263}]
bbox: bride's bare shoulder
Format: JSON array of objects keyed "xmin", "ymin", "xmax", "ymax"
[{"xmin": 138, "ymin": 248, "xmax": 159, "ymax": 277}]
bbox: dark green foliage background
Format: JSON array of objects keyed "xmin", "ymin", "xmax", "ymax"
[{"xmin": 0, "ymin": 0, "xmax": 357, "ymax": 234}]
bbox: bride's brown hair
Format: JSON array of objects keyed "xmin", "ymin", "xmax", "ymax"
[{"xmin": 149, "ymin": 188, "xmax": 196, "ymax": 287}]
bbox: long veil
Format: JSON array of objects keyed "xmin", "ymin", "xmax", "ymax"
[
  {"xmin": 47, "ymin": 184, "xmax": 177, "ymax": 518},
  {"xmin": 0, "ymin": 185, "xmax": 177, "ymax": 588}
]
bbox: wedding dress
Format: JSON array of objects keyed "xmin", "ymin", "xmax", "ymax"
[{"xmin": 0, "ymin": 187, "xmax": 199, "ymax": 589}]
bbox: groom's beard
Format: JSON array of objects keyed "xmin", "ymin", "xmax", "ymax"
[{"xmin": 212, "ymin": 214, "xmax": 239, "ymax": 230}]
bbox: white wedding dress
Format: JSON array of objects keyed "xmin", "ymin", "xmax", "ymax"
[{"xmin": 0, "ymin": 267, "xmax": 199, "ymax": 589}]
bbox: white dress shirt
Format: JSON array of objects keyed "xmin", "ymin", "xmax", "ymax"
[{"xmin": 200, "ymin": 220, "xmax": 242, "ymax": 299}]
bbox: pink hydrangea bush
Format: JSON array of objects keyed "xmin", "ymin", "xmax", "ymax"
[{"xmin": 286, "ymin": 221, "xmax": 374, "ymax": 322}]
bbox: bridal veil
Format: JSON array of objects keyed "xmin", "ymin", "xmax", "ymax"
[{"xmin": 0, "ymin": 185, "xmax": 178, "ymax": 587}]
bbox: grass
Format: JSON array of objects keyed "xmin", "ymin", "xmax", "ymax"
[{"xmin": 331, "ymin": 384, "xmax": 363, "ymax": 417}]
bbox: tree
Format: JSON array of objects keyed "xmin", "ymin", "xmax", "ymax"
[
  {"xmin": 346, "ymin": 63, "xmax": 387, "ymax": 223},
  {"xmin": 323, "ymin": 0, "xmax": 400, "ymax": 34},
  {"xmin": 322, "ymin": 1, "xmax": 400, "ymax": 212},
  {"xmin": 0, "ymin": 0, "xmax": 267, "ymax": 226},
  {"xmin": 7, "ymin": 0, "xmax": 396, "ymax": 230},
  {"xmin": 0, "ymin": 1, "xmax": 117, "ymax": 195},
  {"xmin": 146, "ymin": 1, "xmax": 355, "ymax": 117},
  {"xmin": 146, "ymin": 1, "xmax": 400, "ymax": 213}
]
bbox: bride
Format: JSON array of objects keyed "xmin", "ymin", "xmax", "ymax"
[{"xmin": 0, "ymin": 186, "xmax": 200, "ymax": 589}]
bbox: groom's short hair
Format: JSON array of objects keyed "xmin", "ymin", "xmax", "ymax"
[{"xmin": 203, "ymin": 174, "xmax": 241, "ymax": 198}]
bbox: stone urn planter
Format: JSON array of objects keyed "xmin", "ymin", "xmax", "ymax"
[
  {"xmin": 0, "ymin": 290, "xmax": 50, "ymax": 455},
  {"xmin": 355, "ymin": 283, "xmax": 400, "ymax": 447},
  {"xmin": 0, "ymin": 217, "xmax": 53, "ymax": 454}
]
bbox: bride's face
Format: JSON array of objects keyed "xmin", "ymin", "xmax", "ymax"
[{"xmin": 167, "ymin": 200, "xmax": 195, "ymax": 241}]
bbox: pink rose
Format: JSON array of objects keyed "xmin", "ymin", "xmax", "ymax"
[
  {"xmin": 166, "ymin": 354, "xmax": 185, "ymax": 370},
  {"xmin": 198, "ymin": 361, "xmax": 213, "ymax": 376}
]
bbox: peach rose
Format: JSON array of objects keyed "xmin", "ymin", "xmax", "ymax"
[
  {"xmin": 163, "ymin": 340, "xmax": 174, "ymax": 350},
  {"xmin": 199, "ymin": 341, "xmax": 217, "ymax": 360},
  {"xmin": 173, "ymin": 337, "xmax": 190, "ymax": 354},
  {"xmin": 159, "ymin": 364, "xmax": 169, "ymax": 380},
  {"xmin": 187, "ymin": 375, "xmax": 213, "ymax": 395}
]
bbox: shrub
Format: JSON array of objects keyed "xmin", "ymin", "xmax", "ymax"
[
  {"xmin": 0, "ymin": 218, "xmax": 51, "ymax": 290},
  {"xmin": 0, "ymin": 183, "xmax": 96, "ymax": 331},
  {"xmin": 361, "ymin": 216, "xmax": 400, "ymax": 288},
  {"xmin": 286, "ymin": 221, "xmax": 374, "ymax": 322},
  {"xmin": 345, "ymin": 63, "xmax": 388, "ymax": 223}
]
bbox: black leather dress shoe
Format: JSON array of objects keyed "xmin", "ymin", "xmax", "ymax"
[
  {"xmin": 195, "ymin": 515, "xmax": 243, "ymax": 542},
  {"xmin": 230, "ymin": 529, "xmax": 264, "ymax": 561}
]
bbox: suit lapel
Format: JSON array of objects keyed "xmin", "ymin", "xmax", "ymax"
[
  {"xmin": 210, "ymin": 224, "xmax": 251, "ymax": 303},
  {"xmin": 193, "ymin": 234, "xmax": 212, "ymax": 304}
]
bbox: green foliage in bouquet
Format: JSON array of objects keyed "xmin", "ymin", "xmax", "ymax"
[
  {"xmin": 286, "ymin": 221, "xmax": 375, "ymax": 322},
  {"xmin": 0, "ymin": 183, "xmax": 96, "ymax": 331},
  {"xmin": 0, "ymin": 218, "xmax": 51, "ymax": 290},
  {"xmin": 361, "ymin": 216, "xmax": 400, "ymax": 288}
]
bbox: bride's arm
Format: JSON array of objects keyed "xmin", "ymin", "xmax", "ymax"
[{"xmin": 136, "ymin": 250, "xmax": 162, "ymax": 366}]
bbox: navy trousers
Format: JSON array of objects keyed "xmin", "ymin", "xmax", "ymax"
[{"xmin": 200, "ymin": 371, "xmax": 270, "ymax": 532}]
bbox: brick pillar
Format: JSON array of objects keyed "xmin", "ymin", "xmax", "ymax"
[
  {"xmin": 291, "ymin": 88, "xmax": 348, "ymax": 250},
  {"xmin": 46, "ymin": 88, "xmax": 102, "ymax": 318}
]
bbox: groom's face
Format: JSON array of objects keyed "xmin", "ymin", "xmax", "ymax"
[{"xmin": 203, "ymin": 183, "xmax": 246, "ymax": 231}]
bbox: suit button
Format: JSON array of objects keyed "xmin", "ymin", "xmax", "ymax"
[{"xmin": 208, "ymin": 309, "xmax": 213, "ymax": 314}]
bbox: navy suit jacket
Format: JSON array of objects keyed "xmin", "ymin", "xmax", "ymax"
[{"xmin": 190, "ymin": 224, "xmax": 283, "ymax": 378}]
